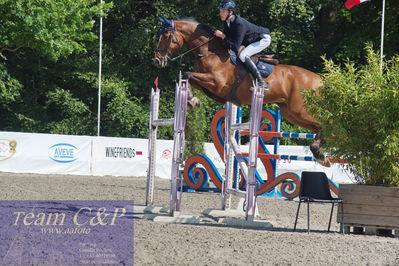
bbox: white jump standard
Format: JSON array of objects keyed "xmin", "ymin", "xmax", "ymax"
[
  {"xmin": 146, "ymin": 72, "xmax": 188, "ymax": 216},
  {"xmin": 208, "ymin": 81, "xmax": 273, "ymax": 228}
]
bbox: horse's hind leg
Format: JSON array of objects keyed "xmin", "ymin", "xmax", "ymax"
[
  {"xmin": 309, "ymin": 129, "xmax": 331, "ymax": 167},
  {"xmin": 278, "ymin": 103, "xmax": 330, "ymax": 167},
  {"xmin": 277, "ymin": 103, "xmax": 319, "ymax": 131}
]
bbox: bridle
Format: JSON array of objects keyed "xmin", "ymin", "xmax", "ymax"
[
  {"xmin": 156, "ymin": 30, "xmax": 178, "ymax": 64},
  {"xmin": 156, "ymin": 25, "xmax": 215, "ymax": 64}
]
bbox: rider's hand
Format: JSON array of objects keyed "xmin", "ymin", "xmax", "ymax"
[{"xmin": 214, "ymin": 30, "xmax": 225, "ymax": 39}]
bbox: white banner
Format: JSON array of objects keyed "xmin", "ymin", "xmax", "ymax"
[
  {"xmin": 91, "ymin": 136, "xmax": 148, "ymax": 177},
  {"xmin": 0, "ymin": 131, "xmax": 353, "ymax": 183},
  {"xmin": 0, "ymin": 132, "xmax": 91, "ymax": 175}
]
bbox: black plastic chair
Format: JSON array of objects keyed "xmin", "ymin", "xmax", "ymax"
[{"xmin": 293, "ymin": 171, "xmax": 344, "ymax": 233}]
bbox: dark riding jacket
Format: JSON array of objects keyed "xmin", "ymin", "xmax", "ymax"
[{"xmin": 222, "ymin": 15, "xmax": 270, "ymax": 54}]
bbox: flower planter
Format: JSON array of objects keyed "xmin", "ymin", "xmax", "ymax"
[{"xmin": 338, "ymin": 184, "xmax": 399, "ymax": 236}]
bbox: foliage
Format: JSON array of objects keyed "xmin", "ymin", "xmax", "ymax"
[
  {"xmin": 0, "ymin": 0, "xmax": 111, "ymax": 134},
  {"xmin": 184, "ymin": 90, "xmax": 207, "ymax": 157},
  {"xmin": 268, "ymin": 0, "xmax": 317, "ymax": 66},
  {"xmin": 45, "ymin": 87, "xmax": 94, "ymax": 135},
  {"xmin": 100, "ymin": 76, "xmax": 148, "ymax": 137},
  {"xmin": 0, "ymin": 63, "xmax": 21, "ymax": 108},
  {"xmin": 0, "ymin": 0, "xmax": 111, "ymax": 60},
  {"xmin": 304, "ymin": 47, "xmax": 399, "ymax": 186}
]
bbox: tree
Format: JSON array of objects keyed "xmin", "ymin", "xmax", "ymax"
[
  {"xmin": 0, "ymin": 0, "xmax": 111, "ymax": 134},
  {"xmin": 0, "ymin": 0, "xmax": 111, "ymax": 60},
  {"xmin": 304, "ymin": 47, "xmax": 399, "ymax": 185}
]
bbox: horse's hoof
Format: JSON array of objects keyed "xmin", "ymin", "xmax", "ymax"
[
  {"xmin": 184, "ymin": 72, "xmax": 193, "ymax": 79},
  {"xmin": 316, "ymin": 158, "xmax": 331, "ymax": 168},
  {"xmin": 187, "ymin": 97, "xmax": 201, "ymax": 111}
]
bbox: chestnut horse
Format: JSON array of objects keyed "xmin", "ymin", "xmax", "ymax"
[{"xmin": 153, "ymin": 18, "xmax": 329, "ymax": 167}]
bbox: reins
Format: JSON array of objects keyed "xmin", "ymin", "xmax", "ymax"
[{"xmin": 170, "ymin": 36, "xmax": 215, "ymax": 62}]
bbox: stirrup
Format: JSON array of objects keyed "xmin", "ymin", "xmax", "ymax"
[
  {"xmin": 257, "ymin": 80, "xmax": 268, "ymax": 90},
  {"xmin": 250, "ymin": 79, "xmax": 268, "ymax": 91}
]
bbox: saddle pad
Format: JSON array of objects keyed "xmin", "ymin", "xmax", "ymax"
[{"xmin": 228, "ymin": 50, "xmax": 274, "ymax": 78}]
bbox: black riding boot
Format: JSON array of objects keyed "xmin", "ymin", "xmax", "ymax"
[{"xmin": 244, "ymin": 56, "xmax": 266, "ymax": 88}]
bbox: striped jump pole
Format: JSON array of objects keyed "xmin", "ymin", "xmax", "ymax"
[
  {"xmin": 241, "ymin": 130, "xmax": 316, "ymax": 162},
  {"xmin": 241, "ymin": 130, "xmax": 348, "ymax": 164},
  {"xmin": 241, "ymin": 131, "xmax": 316, "ymax": 140},
  {"xmin": 242, "ymin": 153, "xmax": 314, "ymax": 162}
]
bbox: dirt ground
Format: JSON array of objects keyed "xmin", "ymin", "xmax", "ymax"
[{"xmin": 1, "ymin": 172, "xmax": 398, "ymax": 266}]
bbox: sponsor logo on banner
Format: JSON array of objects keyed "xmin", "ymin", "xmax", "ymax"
[
  {"xmin": 49, "ymin": 143, "xmax": 78, "ymax": 163},
  {"xmin": 161, "ymin": 149, "xmax": 172, "ymax": 159},
  {"xmin": 105, "ymin": 147, "xmax": 143, "ymax": 159},
  {"xmin": 0, "ymin": 139, "xmax": 17, "ymax": 161}
]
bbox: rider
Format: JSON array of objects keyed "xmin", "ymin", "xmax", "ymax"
[{"xmin": 213, "ymin": 0, "xmax": 271, "ymax": 88}]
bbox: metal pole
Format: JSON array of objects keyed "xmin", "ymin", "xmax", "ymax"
[
  {"xmin": 380, "ymin": 0, "xmax": 385, "ymax": 68},
  {"xmin": 97, "ymin": 0, "xmax": 103, "ymax": 136}
]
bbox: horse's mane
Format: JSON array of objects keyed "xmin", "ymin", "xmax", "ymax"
[
  {"xmin": 175, "ymin": 18, "xmax": 225, "ymax": 50},
  {"xmin": 175, "ymin": 17, "xmax": 199, "ymax": 24},
  {"xmin": 175, "ymin": 18, "xmax": 215, "ymax": 38},
  {"xmin": 198, "ymin": 24, "xmax": 216, "ymax": 36}
]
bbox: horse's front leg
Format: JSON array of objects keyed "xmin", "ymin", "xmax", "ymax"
[
  {"xmin": 185, "ymin": 72, "xmax": 218, "ymax": 110},
  {"xmin": 187, "ymin": 72, "xmax": 217, "ymax": 91},
  {"xmin": 186, "ymin": 85, "xmax": 201, "ymax": 111}
]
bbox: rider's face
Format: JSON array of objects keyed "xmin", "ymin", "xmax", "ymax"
[{"xmin": 219, "ymin": 9, "xmax": 231, "ymax": 21}]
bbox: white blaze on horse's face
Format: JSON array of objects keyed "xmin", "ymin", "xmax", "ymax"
[
  {"xmin": 154, "ymin": 29, "xmax": 181, "ymax": 68},
  {"xmin": 154, "ymin": 31, "xmax": 173, "ymax": 68}
]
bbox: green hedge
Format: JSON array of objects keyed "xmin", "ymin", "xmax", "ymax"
[{"xmin": 305, "ymin": 47, "xmax": 399, "ymax": 186}]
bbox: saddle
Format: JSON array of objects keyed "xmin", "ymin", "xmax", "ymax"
[{"xmin": 228, "ymin": 50, "xmax": 275, "ymax": 78}]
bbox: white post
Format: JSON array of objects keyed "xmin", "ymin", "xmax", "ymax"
[
  {"xmin": 380, "ymin": 0, "xmax": 386, "ymax": 67},
  {"xmin": 221, "ymin": 102, "xmax": 238, "ymax": 210},
  {"xmin": 97, "ymin": 0, "xmax": 103, "ymax": 136},
  {"xmin": 146, "ymin": 87, "xmax": 160, "ymax": 206}
]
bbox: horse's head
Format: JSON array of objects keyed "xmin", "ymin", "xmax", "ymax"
[{"xmin": 153, "ymin": 17, "xmax": 184, "ymax": 68}]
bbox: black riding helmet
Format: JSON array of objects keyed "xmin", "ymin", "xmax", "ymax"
[{"xmin": 218, "ymin": 0, "xmax": 236, "ymax": 10}]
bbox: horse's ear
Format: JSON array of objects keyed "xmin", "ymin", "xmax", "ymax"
[{"xmin": 159, "ymin": 17, "xmax": 173, "ymax": 27}]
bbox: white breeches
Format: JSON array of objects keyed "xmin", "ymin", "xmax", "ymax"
[{"xmin": 239, "ymin": 34, "xmax": 271, "ymax": 62}]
